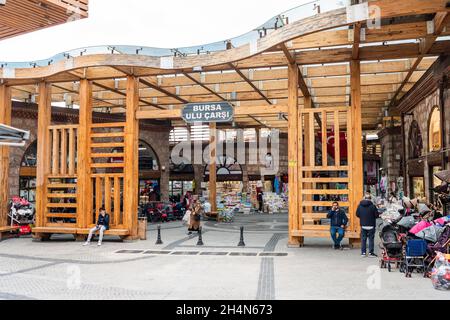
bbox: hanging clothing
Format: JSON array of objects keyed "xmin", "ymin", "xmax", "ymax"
[{"xmin": 274, "ymin": 176, "xmax": 280, "ymax": 195}]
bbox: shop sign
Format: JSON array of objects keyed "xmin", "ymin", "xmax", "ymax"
[{"xmin": 182, "ymin": 102, "xmax": 234, "ymax": 123}]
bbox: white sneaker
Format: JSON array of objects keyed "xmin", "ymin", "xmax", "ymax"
[
  {"xmin": 83, "ymin": 242, "xmax": 90, "ymax": 246},
  {"xmin": 97, "ymin": 242, "xmax": 102, "ymax": 246}
]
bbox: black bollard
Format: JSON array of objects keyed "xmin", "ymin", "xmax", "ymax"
[
  {"xmin": 196, "ymin": 227, "xmax": 204, "ymax": 246},
  {"xmin": 155, "ymin": 225, "xmax": 163, "ymax": 245},
  {"xmin": 238, "ymin": 226, "xmax": 245, "ymax": 247}
]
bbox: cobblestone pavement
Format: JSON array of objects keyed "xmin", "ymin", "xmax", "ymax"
[{"xmin": 0, "ymin": 214, "xmax": 448, "ymax": 300}]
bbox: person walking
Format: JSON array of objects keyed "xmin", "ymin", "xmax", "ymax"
[
  {"xmin": 188, "ymin": 200, "xmax": 202, "ymax": 234},
  {"xmin": 257, "ymin": 190, "xmax": 264, "ymax": 213},
  {"xmin": 83, "ymin": 207, "xmax": 110, "ymax": 246},
  {"xmin": 356, "ymin": 193, "xmax": 380, "ymax": 257},
  {"xmin": 327, "ymin": 201, "xmax": 348, "ymax": 250}
]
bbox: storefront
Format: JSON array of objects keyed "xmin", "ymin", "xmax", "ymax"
[
  {"xmin": 169, "ymin": 156, "xmax": 194, "ymax": 200},
  {"xmin": 398, "ymin": 54, "xmax": 450, "ymax": 201},
  {"xmin": 138, "ymin": 140, "xmax": 161, "ymax": 204},
  {"xmin": 19, "ymin": 140, "xmax": 37, "ymax": 205}
]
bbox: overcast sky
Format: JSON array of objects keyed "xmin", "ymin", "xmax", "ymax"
[{"xmin": 0, "ymin": 0, "xmax": 319, "ymax": 62}]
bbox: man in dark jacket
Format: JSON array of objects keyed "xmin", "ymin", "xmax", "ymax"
[
  {"xmin": 327, "ymin": 201, "xmax": 348, "ymax": 250},
  {"xmin": 83, "ymin": 207, "xmax": 110, "ymax": 246},
  {"xmin": 356, "ymin": 193, "xmax": 379, "ymax": 257}
]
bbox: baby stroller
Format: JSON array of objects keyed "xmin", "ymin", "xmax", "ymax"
[
  {"xmin": 379, "ymin": 223, "xmax": 404, "ymax": 271},
  {"xmin": 9, "ymin": 196, "xmax": 34, "ymax": 224},
  {"xmin": 400, "ymin": 239, "xmax": 428, "ymax": 277}
]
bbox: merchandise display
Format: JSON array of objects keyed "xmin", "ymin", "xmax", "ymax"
[{"xmin": 262, "ymin": 192, "xmax": 287, "ymax": 214}]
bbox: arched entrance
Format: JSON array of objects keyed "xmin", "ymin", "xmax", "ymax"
[
  {"xmin": 19, "ymin": 140, "xmax": 37, "ymax": 205},
  {"xmin": 138, "ymin": 140, "xmax": 161, "ymax": 203},
  {"xmin": 169, "ymin": 156, "xmax": 194, "ymax": 201}
]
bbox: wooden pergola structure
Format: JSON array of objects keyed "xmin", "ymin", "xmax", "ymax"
[
  {"xmin": 0, "ymin": 0, "xmax": 89, "ymax": 40},
  {"xmin": 0, "ymin": 0, "xmax": 449, "ymax": 243}
]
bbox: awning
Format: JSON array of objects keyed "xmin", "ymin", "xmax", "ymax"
[{"xmin": 0, "ymin": 123, "xmax": 30, "ymax": 146}]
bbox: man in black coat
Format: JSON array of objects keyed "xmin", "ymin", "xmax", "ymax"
[
  {"xmin": 356, "ymin": 193, "xmax": 379, "ymax": 257},
  {"xmin": 327, "ymin": 201, "xmax": 349, "ymax": 250},
  {"xmin": 83, "ymin": 207, "xmax": 110, "ymax": 246}
]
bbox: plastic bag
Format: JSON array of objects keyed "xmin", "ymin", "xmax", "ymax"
[
  {"xmin": 182, "ymin": 210, "xmax": 191, "ymax": 225},
  {"xmin": 397, "ymin": 216, "xmax": 415, "ymax": 229},
  {"xmin": 430, "ymin": 252, "xmax": 450, "ymax": 291}
]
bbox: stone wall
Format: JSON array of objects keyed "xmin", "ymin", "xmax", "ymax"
[
  {"xmin": 403, "ymin": 86, "xmax": 450, "ymax": 199},
  {"xmin": 378, "ymin": 127, "xmax": 402, "ymax": 191},
  {"xmin": 139, "ymin": 128, "xmax": 170, "ymax": 201}
]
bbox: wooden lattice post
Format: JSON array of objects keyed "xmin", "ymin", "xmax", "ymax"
[
  {"xmin": 350, "ymin": 60, "xmax": 363, "ymax": 247},
  {"xmin": 0, "ymin": 85, "xmax": 11, "ymax": 229},
  {"xmin": 35, "ymin": 83, "xmax": 52, "ymax": 232},
  {"xmin": 287, "ymin": 61, "xmax": 301, "ymax": 246},
  {"xmin": 77, "ymin": 79, "xmax": 93, "ymax": 232},
  {"xmin": 124, "ymin": 76, "xmax": 139, "ymax": 239}
]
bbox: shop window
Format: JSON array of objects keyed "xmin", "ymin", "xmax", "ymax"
[
  {"xmin": 204, "ymin": 155, "xmax": 243, "ymax": 176},
  {"xmin": 20, "ymin": 140, "xmax": 37, "ymax": 167},
  {"xmin": 428, "ymin": 107, "xmax": 441, "ymax": 152},
  {"xmin": 19, "ymin": 141, "xmax": 38, "ymax": 204},
  {"xmin": 138, "ymin": 140, "xmax": 159, "ymax": 170},
  {"xmin": 411, "ymin": 177, "xmax": 425, "ymax": 199},
  {"xmin": 430, "ymin": 166, "xmax": 442, "ymax": 203},
  {"xmin": 408, "ymin": 120, "xmax": 423, "ymax": 159}
]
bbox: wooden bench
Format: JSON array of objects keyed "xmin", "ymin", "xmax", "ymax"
[
  {"xmin": 291, "ymin": 228, "xmax": 361, "ymax": 248},
  {"xmin": 32, "ymin": 226, "xmax": 130, "ymax": 241},
  {"xmin": 0, "ymin": 226, "xmax": 20, "ymax": 241}
]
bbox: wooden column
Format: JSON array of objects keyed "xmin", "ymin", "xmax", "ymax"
[
  {"xmin": 350, "ymin": 60, "xmax": 363, "ymax": 246},
  {"xmin": 124, "ymin": 76, "xmax": 139, "ymax": 238},
  {"xmin": 303, "ymin": 96, "xmax": 313, "ymax": 225},
  {"xmin": 0, "ymin": 85, "xmax": 11, "ymax": 228},
  {"xmin": 287, "ymin": 62, "xmax": 301, "ymax": 246},
  {"xmin": 209, "ymin": 122, "xmax": 217, "ymax": 218},
  {"xmin": 35, "ymin": 82, "xmax": 52, "ymax": 229},
  {"xmin": 77, "ymin": 79, "xmax": 92, "ymax": 230}
]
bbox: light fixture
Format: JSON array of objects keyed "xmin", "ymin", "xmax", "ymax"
[{"xmin": 0, "ymin": 0, "xmax": 6, "ymax": 6}]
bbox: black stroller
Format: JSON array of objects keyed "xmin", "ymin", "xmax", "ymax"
[{"xmin": 379, "ymin": 223, "xmax": 404, "ymax": 271}]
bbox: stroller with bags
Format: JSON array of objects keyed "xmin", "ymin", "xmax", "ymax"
[
  {"xmin": 425, "ymin": 225, "xmax": 450, "ymax": 275},
  {"xmin": 400, "ymin": 239, "xmax": 428, "ymax": 277},
  {"xmin": 8, "ymin": 196, "xmax": 34, "ymax": 235},
  {"xmin": 379, "ymin": 223, "xmax": 404, "ymax": 271}
]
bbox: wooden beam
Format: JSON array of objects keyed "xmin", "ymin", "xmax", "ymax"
[
  {"xmin": 35, "ymin": 82, "xmax": 52, "ymax": 229},
  {"xmin": 0, "ymin": 85, "xmax": 11, "ymax": 228},
  {"xmin": 136, "ymin": 104, "xmax": 288, "ymax": 119},
  {"xmin": 350, "ymin": 60, "xmax": 363, "ymax": 237},
  {"xmin": 124, "ymin": 76, "xmax": 140, "ymax": 238},
  {"xmin": 77, "ymin": 79, "xmax": 92, "ymax": 230},
  {"xmin": 92, "ymin": 81, "xmax": 164, "ymax": 110},
  {"xmin": 280, "ymin": 43, "xmax": 296, "ymax": 65},
  {"xmin": 3, "ymin": 40, "xmax": 450, "ymax": 86},
  {"xmin": 229, "ymin": 63, "xmax": 272, "ymax": 105},
  {"xmin": 139, "ymin": 78, "xmax": 188, "ymax": 104},
  {"xmin": 352, "ymin": 23, "xmax": 362, "ymax": 60},
  {"xmin": 287, "ymin": 61, "xmax": 301, "ymax": 246},
  {"xmin": 389, "ymin": 13, "xmax": 449, "ymax": 107},
  {"xmin": 182, "ymin": 72, "xmax": 227, "ymax": 101}
]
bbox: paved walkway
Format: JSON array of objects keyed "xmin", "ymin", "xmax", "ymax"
[{"xmin": 0, "ymin": 213, "xmax": 448, "ymax": 300}]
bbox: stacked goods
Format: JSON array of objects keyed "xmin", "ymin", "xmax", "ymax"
[{"xmin": 262, "ymin": 192, "xmax": 286, "ymax": 213}]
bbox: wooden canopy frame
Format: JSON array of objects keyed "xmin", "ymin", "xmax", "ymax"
[
  {"xmin": 0, "ymin": 0, "xmax": 89, "ymax": 40},
  {"xmin": 0, "ymin": 0, "xmax": 448, "ymax": 242}
]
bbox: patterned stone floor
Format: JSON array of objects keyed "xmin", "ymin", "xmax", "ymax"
[{"xmin": 0, "ymin": 214, "xmax": 448, "ymax": 300}]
